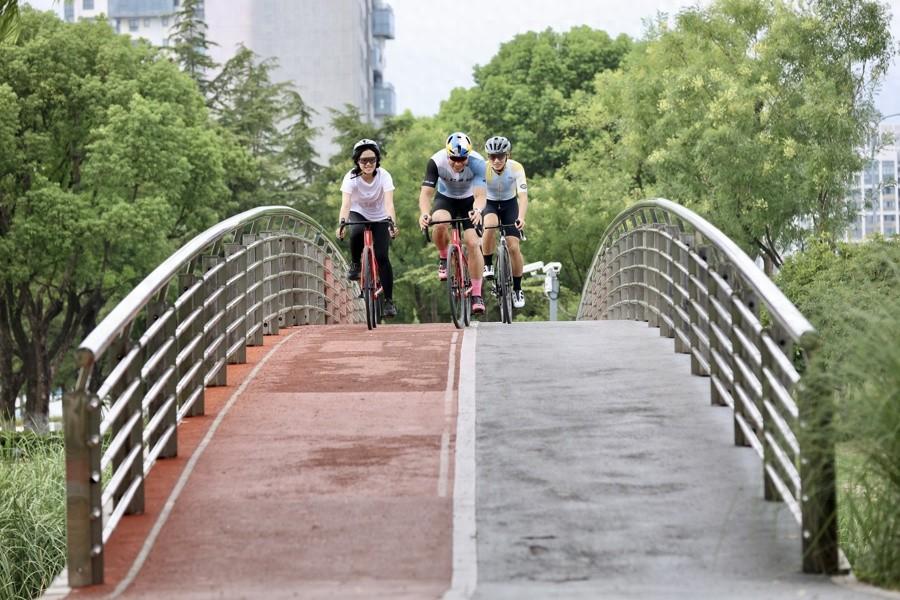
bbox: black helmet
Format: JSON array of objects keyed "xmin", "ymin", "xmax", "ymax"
[{"xmin": 484, "ymin": 135, "xmax": 511, "ymax": 155}]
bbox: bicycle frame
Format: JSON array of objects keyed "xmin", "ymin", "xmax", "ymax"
[
  {"xmin": 425, "ymin": 217, "xmax": 473, "ymax": 328},
  {"xmin": 482, "ymin": 222, "xmax": 520, "ymax": 324},
  {"xmin": 341, "ymin": 218, "xmax": 391, "ymax": 329}
]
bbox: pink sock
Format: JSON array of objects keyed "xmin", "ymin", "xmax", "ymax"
[
  {"xmin": 471, "ymin": 278, "xmax": 482, "ymax": 296},
  {"xmin": 439, "ymin": 249, "xmax": 448, "ymax": 259}
]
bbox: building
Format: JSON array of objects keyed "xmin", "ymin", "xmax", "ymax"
[
  {"xmin": 65, "ymin": 0, "xmax": 396, "ymax": 163},
  {"xmin": 846, "ymin": 123, "xmax": 900, "ymax": 240},
  {"xmin": 205, "ymin": 0, "xmax": 395, "ymax": 162},
  {"xmin": 65, "ymin": 0, "xmax": 182, "ymax": 47}
]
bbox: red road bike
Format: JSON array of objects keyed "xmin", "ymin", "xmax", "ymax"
[
  {"xmin": 340, "ymin": 218, "xmax": 394, "ymax": 330},
  {"xmin": 424, "ymin": 217, "xmax": 473, "ymax": 329}
]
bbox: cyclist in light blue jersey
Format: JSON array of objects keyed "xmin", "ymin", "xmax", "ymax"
[
  {"xmin": 482, "ymin": 135, "xmax": 529, "ymax": 308},
  {"xmin": 418, "ymin": 132, "xmax": 488, "ymax": 313}
]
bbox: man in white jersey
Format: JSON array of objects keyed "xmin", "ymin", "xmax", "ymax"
[
  {"xmin": 417, "ymin": 132, "xmax": 488, "ymax": 314},
  {"xmin": 481, "ymin": 135, "xmax": 529, "ymax": 308}
]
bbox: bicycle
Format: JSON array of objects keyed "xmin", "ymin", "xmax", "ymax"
[
  {"xmin": 423, "ymin": 217, "xmax": 473, "ymax": 329},
  {"xmin": 480, "ymin": 222, "xmax": 522, "ymax": 324},
  {"xmin": 339, "ymin": 218, "xmax": 395, "ymax": 330}
]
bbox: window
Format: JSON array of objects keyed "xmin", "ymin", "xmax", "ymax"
[
  {"xmin": 885, "ymin": 200, "xmax": 897, "ymax": 211},
  {"xmin": 882, "ymin": 161, "xmax": 895, "ymax": 181},
  {"xmin": 143, "ymin": 18, "xmax": 151, "ymax": 27},
  {"xmin": 161, "ymin": 16, "xmax": 169, "ymax": 26},
  {"xmin": 864, "ymin": 161, "xmax": 877, "ymax": 186},
  {"xmin": 129, "ymin": 18, "xmax": 139, "ymax": 31},
  {"xmin": 83, "ymin": 0, "xmax": 94, "ymax": 9}
]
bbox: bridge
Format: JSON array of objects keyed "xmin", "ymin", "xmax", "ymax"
[{"xmin": 49, "ymin": 201, "xmax": 874, "ymax": 599}]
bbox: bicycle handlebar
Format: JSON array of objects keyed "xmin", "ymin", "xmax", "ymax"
[{"xmin": 339, "ymin": 217, "xmax": 395, "ymax": 236}]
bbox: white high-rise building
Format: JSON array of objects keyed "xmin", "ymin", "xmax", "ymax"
[
  {"xmin": 846, "ymin": 123, "xmax": 900, "ymax": 240},
  {"xmin": 65, "ymin": 0, "xmax": 396, "ymax": 163},
  {"xmin": 65, "ymin": 0, "xmax": 183, "ymax": 47}
]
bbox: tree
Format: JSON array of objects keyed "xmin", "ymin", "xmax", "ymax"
[
  {"xmin": 207, "ymin": 45, "xmax": 320, "ymax": 211},
  {"xmin": 0, "ymin": 0, "xmax": 19, "ymax": 43},
  {"xmin": 439, "ymin": 27, "xmax": 632, "ymax": 176},
  {"xmin": 0, "ymin": 9, "xmax": 228, "ymax": 431},
  {"xmin": 166, "ymin": 0, "xmax": 218, "ymax": 96},
  {"xmin": 572, "ymin": 0, "xmax": 893, "ymax": 267}
]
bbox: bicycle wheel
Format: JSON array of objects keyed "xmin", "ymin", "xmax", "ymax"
[
  {"xmin": 462, "ymin": 250, "xmax": 472, "ymax": 327},
  {"xmin": 362, "ymin": 247, "xmax": 377, "ymax": 330},
  {"xmin": 447, "ymin": 245, "xmax": 463, "ymax": 329},
  {"xmin": 497, "ymin": 243, "xmax": 513, "ymax": 324}
]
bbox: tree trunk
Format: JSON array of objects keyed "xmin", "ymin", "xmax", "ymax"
[{"xmin": 23, "ymin": 329, "xmax": 52, "ymax": 433}]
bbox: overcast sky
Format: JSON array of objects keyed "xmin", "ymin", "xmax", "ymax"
[{"xmin": 23, "ymin": 0, "xmax": 900, "ymax": 117}]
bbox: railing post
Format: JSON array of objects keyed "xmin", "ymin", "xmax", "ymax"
[
  {"xmin": 243, "ymin": 234, "xmax": 264, "ymax": 346},
  {"xmin": 706, "ymin": 255, "xmax": 729, "ymax": 407},
  {"xmin": 147, "ymin": 300, "xmax": 177, "ymax": 459},
  {"xmin": 261, "ymin": 233, "xmax": 280, "ymax": 336},
  {"xmin": 177, "ymin": 274, "xmax": 205, "ymax": 417},
  {"xmin": 284, "ymin": 237, "xmax": 300, "ymax": 326},
  {"xmin": 728, "ymin": 286, "xmax": 749, "ymax": 448},
  {"xmin": 63, "ymin": 385, "xmax": 103, "ymax": 586},
  {"xmin": 796, "ymin": 336, "xmax": 839, "ymax": 574},
  {"xmin": 202, "ymin": 255, "xmax": 227, "ymax": 386},
  {"xmin": 224, "ymin": 243, "xmax": 248, "ymax": 364},
  {"xmin": 315, "ymin": 244, "xmax": 327, "ymax": 324}
]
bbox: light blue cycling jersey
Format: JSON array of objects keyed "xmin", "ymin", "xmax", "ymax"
[
  {"xmin": 423, "ymin": 150, "xmax": 487, "ymax": 199},
  {"xmin": 485, "ymin": 158, "xmax": 528, "ymax": 201}
]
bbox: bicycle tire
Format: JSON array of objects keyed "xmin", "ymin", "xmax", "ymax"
[
  {"xmin": 362, "ymin": 247, "xmax": 377, "ymax": 330},
  {"xmin": 447, "ymin": 245, "xmax": 463, "ymax": 329},
  {"xmin": 462, "ymin": 248, "xmax": 471, "ymax": 327},
  {"xmin": 497, "ymin": 243, "xmax": 513, "ymax": 324}
]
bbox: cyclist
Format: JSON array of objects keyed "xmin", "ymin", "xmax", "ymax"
[
  {"xmin": 336, "ymin": 138, "xmax": 399, "ymax": 318},
  {"xmin": 417, "ymin": 132, "xmax": 488, "ymax": 314},
  {"xmin": 481, "ymin": 135, "xmax": 529, "ymax": 308}
]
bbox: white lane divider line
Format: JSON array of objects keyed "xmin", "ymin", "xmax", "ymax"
[
  {"xmin": 443, "ymin": 323, "xmax": 477, "ymax": 600},
  {"xmin": 438, "ymin": 331, "xmax": 459, "ymax": 498},
  {"xmin": 108, "ymin": 330, "xmax": 300, "ymax": 599}
]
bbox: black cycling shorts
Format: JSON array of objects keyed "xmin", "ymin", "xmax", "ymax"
[
  {"xmin": 482, "ymin": 198, "xmax": 521, "ymax": 239},
  {"xmin": 433, "ymin": 193, "xmax": 476, "ymax": 231}
]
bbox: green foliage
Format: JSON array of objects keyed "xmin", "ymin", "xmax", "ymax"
[
  {"xmin": 0, "ymin": 432, "xmax": 66, "ymax": 600},
  {"xmin": 778, "ymin": 238, "xmax": 900, "ymax": 587},
  {"xmin": 0, "ymin": 0, "xmax": 18, "ymax": 44},
  {"xmin": 438, "ymin": 27, "xmax": 632, "ymax": 176},
  {"xmin": 166, "ymin": 0, "xmax": 218, "ymax": 96},
  {"xmin": 572, "ymin": 0, "xmax": 892, "ymax": 266},
  {"xmin": 0, "ymin": 9, "xmax": 229, "ymax": 429},
  {"xmin": 208, "ymin": 45, "xmax": 321, "ymax": 213}
]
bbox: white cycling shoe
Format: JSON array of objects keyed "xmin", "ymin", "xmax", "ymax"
[
  {"xmin": 513, "ymin": 290, "xmax": 525, "ymax": 309},
  {"xmin": 483, "ymin": 264, "xmax": 494, "ymax": 280}
]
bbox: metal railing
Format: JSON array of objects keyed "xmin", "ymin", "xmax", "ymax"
[
  {"xmin": 578, "ymin": 198, "xmax": 839, "ymax": 574},
  {"xmin": 63, "ymin": 206, "xmax": 363, "ymax": 587}
]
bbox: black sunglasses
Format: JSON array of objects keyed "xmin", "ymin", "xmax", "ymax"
[
  {"xmin": 489, "ymin": 154, "xmax": 508, "ymax": 161},
  {"xmin": 358, "ymin": 157, "xmax": 377, "ymax": 165},
  {"xmin": 449, "ymin": 156, "xmax": 468, "ymax": 163}
]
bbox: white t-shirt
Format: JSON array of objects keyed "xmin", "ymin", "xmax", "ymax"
[{"xmin": 340, "ymin": 168, "xmax": 395, "ymax": 220}]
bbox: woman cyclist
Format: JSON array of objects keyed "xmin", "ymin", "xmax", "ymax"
[{"xmin": 336, "ymin": 139, "xmax": 399, "ymax": 318}]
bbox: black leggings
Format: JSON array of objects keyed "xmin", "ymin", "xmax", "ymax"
[{"xmin": 348, "ymin": 211, "xmax": 394, "ymax": 300}]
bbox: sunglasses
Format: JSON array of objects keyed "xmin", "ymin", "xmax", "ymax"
[
  {"xmin": 358, "ymin": 157, "xmax": 377, "ymax": 165},
  {"xmin": 449, "ymin": 156, "xmax": 468, "ymax": 163},
  {"xmin": 489, "ymin": 154, "xmax": 508, "ymax": 161}
]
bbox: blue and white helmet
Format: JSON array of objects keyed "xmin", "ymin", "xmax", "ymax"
[{"xmin": 446, "ymin": 132, "xmax": 473, "ymax": 158}]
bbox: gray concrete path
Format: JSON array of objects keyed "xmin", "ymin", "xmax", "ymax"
[{"xmin": 471, "ymin": 320, "xmax": 870, "ymax": 599}]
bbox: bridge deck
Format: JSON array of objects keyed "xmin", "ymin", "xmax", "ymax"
[
  {"xmin": 62, "ymin": 321, "xmax": 871, "ymax": 599},
  {"xmin": 471, "ymin": 320, "xmax": 865, "ymax": 599}
]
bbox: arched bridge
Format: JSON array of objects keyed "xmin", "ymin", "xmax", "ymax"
[{"xmin": 51, "ymin": 203, "xmax": 873, "ymax": 599}]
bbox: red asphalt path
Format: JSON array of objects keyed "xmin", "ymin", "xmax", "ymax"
[{"xmin": 66, "ymin": 324, "xmax": 461, "ymax": 600}]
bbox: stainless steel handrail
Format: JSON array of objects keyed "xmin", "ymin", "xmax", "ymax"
[
  {"xmin": 578, "ymin": 198, "xmax": 838, "ymax": 575},
  {"xmin": 63, "ymin": 206, "xmax": 363, "ymax": 587}
]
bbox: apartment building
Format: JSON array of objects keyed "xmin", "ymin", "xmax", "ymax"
[
  {"xmin": 846, "ymin": 123, "xmax": 900, "ymax": 240},
  {"xmin": 65, "ymin": 0, "xmax": 396, "ymax": 163}
]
